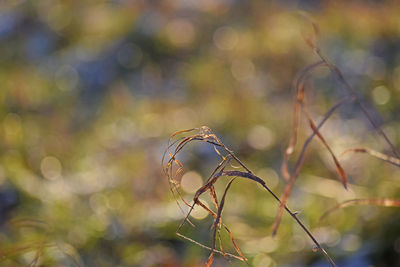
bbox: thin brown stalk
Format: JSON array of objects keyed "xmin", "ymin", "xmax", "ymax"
[
  {"xmin": 191, "ymin": 199, "xmax": 248, "ymax": 264},
  {"xmin": 304, "ymin": 110, "xmax": 347, "ymax": 189},
  {"xmin": 277, "ymin": 57, "xmax": 353, "ymax": 235},
  {"xmin": 340, "ymin": 147, "xmax": 400, "ymax": 167},
  {"xmin": 211, "ymin": 170, "xmax": 337, "ymax": 267},
  {"xmin": 207, "ymin": 177, "xmax": 237, "ymax": 267},
  {"xmin": 274, "ymin": 97, "xmax": 351, "ymax": 236},
  {"xmin": 301, "ymin": 17, "xmax": 398, "ymax": 159},
  {"xmin": 176, "ymin": 232, "xmax": 245, "ymax": 261},
  {"xmin": 312, "ymin": 48, "xmax": 399, "ymax": 159},
  {"xmin": 165, "ymin": 128, "xmax": 337, "ymax": 266},
  {"xmin": 282, "ymin": 60, "xmax": 326, "ymax": 180},
  {"xmin": 319, "ymin": 198, "xmax": 400, "ymax": 222}
]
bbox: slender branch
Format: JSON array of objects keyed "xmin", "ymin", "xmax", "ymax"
[
  {"xmin": 212, "ymin": 170, "xmax": 337, "ymax": 267},
  {"xmin": 313, "ymin": 48, "xmax": 400, "ymax": 159}
]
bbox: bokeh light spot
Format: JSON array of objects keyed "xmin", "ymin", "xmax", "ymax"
[
  {"xmin": 253, "ymin": 254, "xmax": 276, "ymax": 267},
  {"xmin": 247, "ymin": 125, "xmax": 275, "ymax": 150},
  {"xmin": 40, "ymin": 156, "xmax": 62, "ymax": 180},
  {"xmin": 166, "ymin": 19, "xmax": 195, "ymax": 47},
  {"xmin": 190, "ymin": 200, "xmax": 209, "ymax": 220},
  {"xmin": 213, "ymin": 26, "xmax": 238, "ymax": 50},
  {"xmin": 372, "ymin": 85, "xmax": 390, "ymax": 105},
  {"xmin": 231, "ymin": 58, "xmax": 255, "ymax": 81},
  {"xmin": 180, "ymin": 171, "xmax": 203, "ymax": 194},
  {"xmin": 342, "ymin": 234, "xmax": 361, "ymax": 252}
]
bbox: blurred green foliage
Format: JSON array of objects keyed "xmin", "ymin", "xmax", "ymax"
[{"xmin": 0, "ymin": 0, "xmax": 400, "ymax": 266}]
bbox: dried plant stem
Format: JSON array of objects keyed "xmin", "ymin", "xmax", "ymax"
[
  {"xmin": 164, "ymin": 127, "xmax": 337, "ymax": 266},
  {"xmin": 313, "ymin": 48, "xmax": 399, "ymax": 159},
  {"xmin": 207, "ymin": 177, "xmax": 237, "ymax": 267},
  {"xmin": 319, "ymin": 198, "xmax": 400, "ymax": 222},
  {"xmin": 340, "ymin": 147, "xmax": 400, "ymax": 167},
  {"xmin": 274, "ymin": 97, "xmax": 351, "ymax": 236},
  {"xmin": 212, "ymin": 171, "xmax": 337, "ymax": 267},
  {"xmin": 175, "ymin": 232, "xmax": 245, "ymax": 261}
]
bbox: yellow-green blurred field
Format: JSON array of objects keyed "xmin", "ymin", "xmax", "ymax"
[{"xmin": 0, "ymin": 1, "xmax": 400, "ymax": 266}]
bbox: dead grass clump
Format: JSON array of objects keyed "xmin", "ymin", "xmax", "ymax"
[{"xmin": 163, "ymin": 19, "xmax": 400, "ymax": 267}]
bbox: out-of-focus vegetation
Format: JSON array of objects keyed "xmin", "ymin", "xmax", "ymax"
[{"xmin": 1, "ymin": 0, "xmax": 400, "ymax": 266}]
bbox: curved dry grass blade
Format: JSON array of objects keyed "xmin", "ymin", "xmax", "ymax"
[
  {"xmin": 205, "ymin": 156, "xmax": 231, "ymax": 184},
  {"xmin": 171, "ymin": 186, "xmax": 196, "ymax": 228},
  {"xmin": 163, "ymin": 129, "xmax": 229, "ymax": 228},
  {"xmin": 166, "ymin": 134, "xmax": 219, "ymax": 181},
  {"xmin": 214, "ymin": 145, "xmax": 225, "ymax": 160},
  {"xmin": 208, "ymin": 177, "xmax": 236, "ymax": 267},
  {"xmin": 223, "ymin": 225, "xmax": 248, "ymax": 265},
  {"xmin": 169, "ymin": 136, "xmax": 198, "ymax": 174},
  {"xmin": 296, "ymin": 11, "xmax": 320, "ymax": 48},
  {"xmin": 283, "ymin": 59, "xmax": 346, "ymax": 184},
  {"xmin": 163, "ymin": 137, "xmax": 187, "ymax": 176},
  {"xmin": 164, "ymin": 139, "xmax": 199, "ymax": 227},
  {"xmin": 294, "ymin": 66, "xmax": 347, "ymax": 189},
  {"xmin": 178, "ymin": 176, "xmax": 223, "ymax": 232},
  {"xmin": 196, "ymin": 199, "xmax": 217, "ymax": 218},
  {"xmin": 177, "ymin": 156, "xmax": 233, "ymax": 232},
  {"xmin": 177, "ymin": 158, "xmax": 230, "ymax": 232},
  {"xmin": 210, "ymin": 170, "xmax": 336, "ymax": 267},
  {"xmin": 176, "ymin": 232, "xmax": 245, "ymax": 261},
  {"xmin": 177, "ymin": 201, "xmax": 197, "ymax": 232},
  {"xmin": 193, "ymin": 199, "xmax": 248, "ymax": 264},
  {"xmin": 217, "ymin": 232, "xmax": 228, "ymax": 261},
  {"xmin": 281, "ymin": 152, "xmax": 292, "ymax": 181},
  {"xmin": 312, "ymin": 46, "xmax": 400, "ymax": 159},
  {"xmin": 209, "ymin": 185, "xmax": 219, "ymax": 209},
  {"xmin": 340, "ymin": 147, "xmax": 400, "ymax": 167},
  {"xmin": 319, "ymin": 198, "xmax": 400, "ymax": 222},
  {"xmin": 282, "ymin": 61, "xmax": 326, "ymax": 180},
  {"xmin": 205, "ymin": 253, "xmax": 214, "ymax": 267},
  {"xmin": 164, "ymin": 127, "xmax": 336, "ymax": 266},
  {"xmin": 299, "ymin": 14, "xmax": 399, "ymax": 168},
  {"xmin": 274, "ymin": 97, "xmax": 351, "ymax": 236},
  {"xmin": 170, "ymin": 155, "xmax": 247, "ymax": 265},
  {"xmin": 165, "ymin": 129, "xmax": 197, "ymax": 167},
  {"xmin": 225, "ymin": 149, "xmax": 252, "ymax": 173},
  {"xmin": 164, "ymin": 137, "xmax": 197, "ymax": 226},
  {"xmin": 306, "ymin": 113, "xmax": 347, "ymax": 189}
]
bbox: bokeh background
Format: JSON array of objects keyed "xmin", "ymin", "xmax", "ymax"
[{"xmin": 0, "ymin": 0, "xmax": 400, "ymax": 266}]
